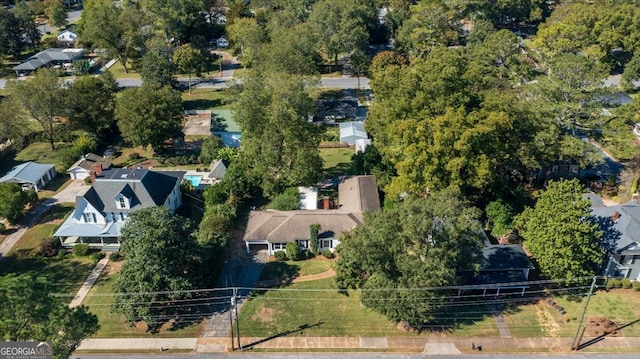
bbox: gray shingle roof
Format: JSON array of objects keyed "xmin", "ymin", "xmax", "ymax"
[
  {"xmin": 481, "ymin": 244, "xmax": 533, "ymax": 271},
  {"xmin": 85, "ymin": 168, "xmax": 181, "ymax": 213},
  {"xmin": 243, "ymin": 210, "xmax": 363, "ymax": 243},
  {"xmin": 12, "ymin": 48, "xmax": 85, "ymax": 71},
  {"xmin": 591, "ymin": 199, "xmax": 640, "ymax": 252},
  {"xmin": 338, "ymin": 175, "xmax": 381, "ymax": 213},
  {"xmin": 0, "ymin": 161, "xmax": 55, "ymax": 185}
]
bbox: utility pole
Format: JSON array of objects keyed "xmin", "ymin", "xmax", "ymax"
[
  {"xmin": 228, "ymin": 276, "xmax": 234, "ymax": 351},
  {"xmin": 572, "ymin": 276, "xmax": 598, "ymax": 350},
  {"xmin": 233, "ymin": 287, "xmax": 242, "ymax": 351}
]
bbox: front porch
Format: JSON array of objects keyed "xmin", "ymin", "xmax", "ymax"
[{"xmin": 59, "ymin": 235, "xmax": 120, "ymax": 251}]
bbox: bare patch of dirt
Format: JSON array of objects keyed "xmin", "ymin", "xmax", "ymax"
[
  {"xmin": 105, "ymin": 260, "xmax": 125, "ymax": 275},
  {"xmin": 537, "ymin": 303, "xmax": 560, "ymax": 337},
  {"xmin": 252, "ymin": 307, "xmax": 277, "ymax": 323},
  {"xmin": 586, "ymin": 316, "xmax": 621, "ymax": 337}
]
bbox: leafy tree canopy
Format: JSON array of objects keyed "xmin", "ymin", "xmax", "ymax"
[
  {"xmin": 0, "ymin": 182, "xmax": 34, "ymax": 225},
  {"xmin": 335, "ymin": 189, "xmax": 484, "ymax": 328},
  {"xmin": 230, "ymin": 72, "xmax": 322, "ymax": 197},
  {"xmin": 115, "ymin": 84, "xmax": 183, "ymax": 150},
  {"xmin": 0, "ymin": 274, "xmax": 99, "ymax": 359},
  {"xmin": 112, "ymin": 207, "xmax": 200, "ymax": 329},
  {"xmin": 515, "ymin": 179, "xmax": 604, "ymax": 280}
]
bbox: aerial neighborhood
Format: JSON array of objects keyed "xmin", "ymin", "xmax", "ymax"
[{"xmin": 2, "ymin": 0, "xmax": 640, "ymax": 356}]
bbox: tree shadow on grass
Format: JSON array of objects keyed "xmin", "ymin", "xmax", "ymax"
[
  {"xmin": 258, "ymin": 261, "xmax": 301, "ymax": 283},
  {"xmin": 242, "ymin": 321, "xmax": 324, "ymax": 350},
  {"xmin": 323, "ymin": 162, "xmax": 354, "ymax": 179},
  {"xmin": 183, "ymin": 98, "xmax": 223, "ymax": 111}
]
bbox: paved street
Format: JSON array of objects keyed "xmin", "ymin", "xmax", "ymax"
[{"xmin": 72, "ymin": 353, "xmax": 640, "ymax": 359}]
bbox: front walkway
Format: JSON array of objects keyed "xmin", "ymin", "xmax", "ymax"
[{"xmin": 69, "ymin": 256, "xmax": 109, "ymax": 308}]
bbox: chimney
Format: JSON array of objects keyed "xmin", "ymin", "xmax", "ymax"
[
  {"xmin": 612, "ymin": 211, "xmax": 621, "ymax": 222},
  {"xmin": 633, "ymin": 193, "xmax": 639, "ymax": 201},
  {"xmin": 323, "ymin": 196, "xmax": 330, "ymax": 210},
  {"xmin": 89, "ymin": 171, "xmax": 96, "ymax": 184},
  {"xmin": 95, "ymin": 163, "xmax": 103, "ymax": 176}
]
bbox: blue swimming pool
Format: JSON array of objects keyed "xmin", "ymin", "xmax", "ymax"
[{"xmin": 184, "ymin": 175, "xmax": 202, "ymax": 187}]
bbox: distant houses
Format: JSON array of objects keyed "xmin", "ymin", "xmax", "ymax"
[{"xmin": 12, "ymin": 48, "xmax": 86, "ymax": 76}]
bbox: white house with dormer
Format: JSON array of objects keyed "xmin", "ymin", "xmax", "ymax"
[{"xmin": 54, "ymin": 167, "xmax": 184, "ymax": 250}]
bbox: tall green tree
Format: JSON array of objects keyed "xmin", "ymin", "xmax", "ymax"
[
  {"xmin": 139, "ymin": 0, "xmax": 206, "ymax": 44},
  {"xmin": 173, "ymin": 44, "xmax": 206, "ymax": 94},
  {"xmin": 115, "ymin": 84, "xmax": 182, "ymax": 150},
  {"xmin": 0, "ymin": 8, "xmax": 23, "ymax": 58},
  {"xmin": 0, "ymin": 274, "xmax": 99, "ymax": 359},
  {"xmin": 335, "ymin": 189, "xmax": 484, "ymax": 328},
  {"xmin": 0, "ymin": 95, "xmax": 29, "ymax": 142},
  {"xmin": 515, "ymin": 179, "xmax": 604, "ymax": 280},
  {"xmin": 0, "ymin": 183, "xmax": 34, "ymax": 225},
  {"xmin": 308, "ymin": 0, "xmax": 372, "ymax": 70},
  {"xmin": 112, "ymin": 207, "xmax": 199, "ymax": 328},
  {"xmin": 67, "ymin": 71, "xmax": 118, "ymax": 136},
  {"xmin": 230, "ymin": 72, "xmax": 322, "ymax": 197},
  {"xmin": 8, "ymin": 68, "xmax": 66, "ymax": 150},
  {"xmin": 44, "ymin": 0, "xmax": 67, "ymax": 29},
  {"xmin": 141, "ymin": 50, "xmax": 176, "ymax": 88},
  {"xmin": 226, "ymin": 17, "xmax": 266, "ymax": 67},
  {"xmin": 395, "ymin": 0, "xmax": 460, "ymax": 56},
  {"xmin": 13, "ymin": 1, "xmax": 40, "ymax": 51},
  {"xmin": 79, "ymin": 0, "xmax": 149, "ymax": 73}
]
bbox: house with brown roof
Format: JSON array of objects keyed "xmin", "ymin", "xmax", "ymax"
[
  {"xmin": 243, "ymin": 175, "xmax": 380, "ymax": 254},
  {"xmin": 67, "ymin": 153, "xmax": 112, "ymax": 180}
]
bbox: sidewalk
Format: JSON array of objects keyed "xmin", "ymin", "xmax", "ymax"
[
  {"xmin": 75, "ymin": 336, "xmax": 640, "ymax": 353},
  {"xmin": 69, "ymin": 256, "xmax": 109, "ymax": 308}
]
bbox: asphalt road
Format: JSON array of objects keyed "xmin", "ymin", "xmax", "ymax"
[
  {"xmin": 114, "ymin": 77, "xmax": 370, "ymax": 89},
  {"xmin": 37, "ymin": 8, "xmax": 82, "ymax": 36},
  {"xmin": 71, "ymin": 354, "xmax": 640, "ymax": 359}
]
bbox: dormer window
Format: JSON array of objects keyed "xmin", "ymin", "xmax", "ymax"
[
  {"xmin": 83, "ymin": 213, "xmax": 96, "ymax": 223},
  {"xmin": 115, "ymin": 194, "xmax": 130, "ymax": 209}
]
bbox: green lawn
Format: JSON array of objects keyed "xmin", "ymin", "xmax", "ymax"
[
  {"xmin": 14, "ymin": 142, "xmax": 75, "ymax": 172},
  {"xmin": 504, "ymin": 302, "xmax": 562, "ymax": 337},
  {"xmin": 182, "ymin": 88, "xmax": 227, "ymax": 111},
  {"xmin": 38, "ymin": 176, "xmax": 72, "ymax": 199},
  {"xmin": 82, "ymin": 273, "xmax": 204, "ymax": 338},
  {"xmin": 0, "ymin": 203, "xmax": 93, "ymax": 301},
  {"xmin": 260, "ymin": 257, "xmax": 333, "ymax": 282},
  {"xmin": 107, "ymin": 61, "xmax": 141, "ymax": 79},
  {"xmin": 552, "ymin": 290, "xmax": 640, "ymax": 337},
  {"xmin": 320, "ymin": 147, "xmax": 354, "ymax": 178},
  {"xmin": 239, "ymin": 278, "xmax": 499, "ymax": 338}
]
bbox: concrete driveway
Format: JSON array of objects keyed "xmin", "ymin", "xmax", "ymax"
[{"xmin": 54, "ymin": 179, "xmax": 89, "ymax": 203}]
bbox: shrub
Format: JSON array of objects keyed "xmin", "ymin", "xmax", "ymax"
[
  {"xmin": 630, "ymin": 176, "xmax": 639, "ymax": 195},
  {"xmin": 621, "ymin": 278, "xmax": 632, "ymax": 289},
  {"xmin": 89, "ymin": 251, "xmax": 106, "ymax": 264},
  {"xmin": 606, "ymin": 278, "xmax": 621, "ymax": 290},
  {"xmin": 0, "ymin": 222, "xmax": 5, "ymax": 233},
  {"xmin": 109, "ymin": 251, "xmax": 124, "ymax": 262},
  {"xmin": 83, "ymin": 176, "xmax": 92, "ymax": 185},
  {"xmin": 286, "ymin": 242, "xmax": 302, "ymax": 261},
  {"xmin": 310, "ymin": 223, "xmax": 321, "ymax": 255},
  {"xmin": 128, "ymin": 152, "xmax": 141, "ymax": 160},
  {"xmin": 633, "ymin": 281, "xmax": 640, "ymax": 291},
  {"xmin": 274, "ymin": 251, "xmax": 287, "ymax": 261},
  {"xmin": 321, "ymin": 249, "xmax": 334, "ymax": 259},
  {"xmin": 271, "ymin": 187, "xmax": 301, "ymax": 211},
  {"xmin": 57, "ymin": 249, "xmax": 67, "ymax": 259},
  {"xmin": 39, "ymin": 237, "xmax": 60, "ymax": 257},
  {"xmin": 73, "ymin": 244, "xmax": 90, "ymax": 256}
]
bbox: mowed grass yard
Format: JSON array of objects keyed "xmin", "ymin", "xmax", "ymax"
[
  {"xmin": 320, "ymin": 147, "xmax": 354, "ymax": 179},
  {"xmin": 0, "ymin": 204, "xmax": 94, "ymax": 302},
  {"xmin": 82, "ymin": 271, "xmax": 204, "ymax": 338},
  {"xmin": 259, "ymin": 257, "xmax": 334, "ymax": 282},
  {"xmin": 182, "ymin": 88, "xmax": 227, "ymax": 111}
]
